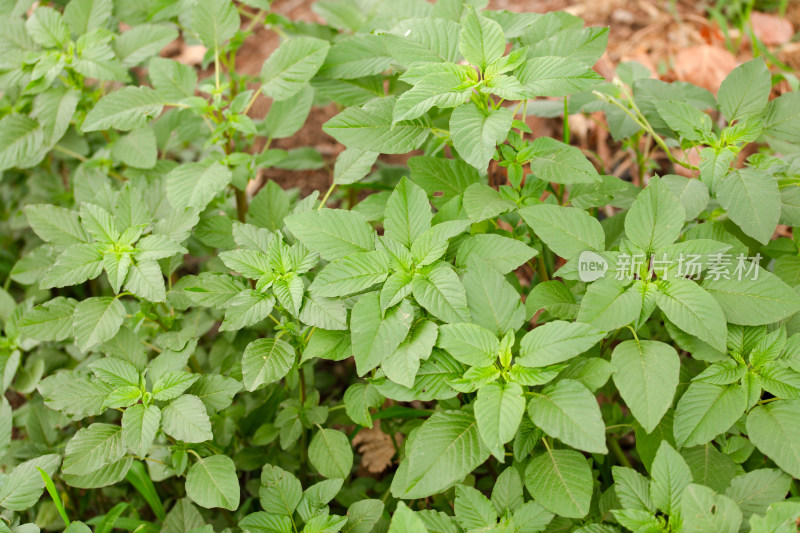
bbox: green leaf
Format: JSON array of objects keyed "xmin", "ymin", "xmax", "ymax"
[
  {"xmin": 26, "ymin": 6, "xmax": 69, "ymax": 48},
  {"xmin": 702, "ymin": 266, "xmax": 800, "ymax": 326},
  {"xmin": 333, "ymin": 148, "xmax": 379, "ymax": 186},
  {"xmin": 111, "ymin": 127, "xmax": 157, "ymax": 169},
  {"xmin": 455, "ymin": 234, "xmax": 537, "ymax": 274},
  {"xmin": 527, "ymin": 139, "xmax": 602, "ymax": 184},
  {"xmin": 717, "ymin": 58, "xmax": 770, "ymax": 123},
  {"xmin": 410, "ymin": 220, "xmax": 471, "ymax": 266},
  {"xmin": 474, "ymin": 381, "xmax": 525, "ymax": 460},
  {"xmin": 241, "ymin": 338, "xmax": 295, "ymax": 391},
  {"xmin": 0, "ymin": 114, "xmax": 44, "ymax": 171},
  {"xmin": 612, "ymin": 466, "xmax": 654, "ymax": 513},
  {"xmin": 412, "ymin": 263, "xmax": 470, "ymax": 323},
  {"xmin": 186, "ymin": 455, "xmax": 240, "ymax": 511},
  {"xmin": 310, "ymin": 251, "xmax": 389, "ymax": 298},
  {"xmin": 152, "ymin": 372, "xmax": 200, "ymax": 401},
  {"xmin": 114, "ymin": 24, "xmax": 178, "ymax": 68},
  {"xmin": 650, "ymin": 441, "xmax": 692, "ymax": 515},
  {"xmin": 191, "ymin": 0, "xmax": 239, "ymax": 48},
  {"xmin": 262, "ymin": 85, "xmax": 314, "ymax": 139},
  {"xmin": 491, "ymin": 467, "xmax": 524, "ymax": 516},
  {"xmin": 682, "ymin": 444, "xmax": 738, "ymax": 494},
  {"xmin": 82, "ymin": 87, "xmax": 164, "ymax": 132},
  {"xmin": 408, "ymin": 156, "xmax": 482, "ymax": 206},
  {"xmin": 239, "ymin": 513, "xmax": 292, "ymax": 533},
  {"xmin": 25, "ymin": 204, "xmax": 88, "ymax": 247},
  {"xmin": 309, "ymin": 428, "xmax": 353, "ymax": 479},
  {"xmin": 459, "ymin": 7, "xmax": 505, "ymax": 70},
  {"xmin": 125, "ymin": 260, "xmax": 166, "ymax": 303},
  {"xmin": 518, "ymin": 320, "xmax": 605, "ymax": 367},
  {"xmin": 161, "ymin": 395, "xmax": 213, "ymax": 443},
  {"xmin": 285, "ymin": 208, "xmax": 375, "ymax": 262},
  {"xmin": 351, "ymin": 293, "xmax": 413, "ymax": 376},
  {"xmin": 91, "ymin": 357, "xmax": 139, "ymax": 387},
  {"xmin": 520, "ymin": 204, "xmax": 604, "ymax": 260},
  {"xmin": 121, "ymin": 404, "xmax": 160, "ymax": 458},
  {"xmin": 259, "ymin": 464, "xmax": 302, "ymax": 516},
  {"xmin": 393, "ymin": 68, "xmax": 474, "ymax": 123},
  {"xmin": 655, "ymin": 100, "xmax": 712, "ymax": 141},
  {"xmin": 661, "ymin": 175, "xmax": 710, "ymax": 221},
  {"xmin": 18, "ymin": 297, "xmax": 77, "ymax": 341},
  {"xmin": 319, "ymin": 35, "xmax": 392, "ymax": 79},
  {"xmin": 384, "ymin": 178, "xmax": 432, "ymax": 248},
  {"xmin": 148, "ymin": 57, "xmax": 198, "ymax": 101},
  {"xmin": 323, "ymin": 97, "xmax": 431, "ymax": 154},
  {"xmin": 611, "ymin": 340, "xmax": 679, "ymax": 433},
  {"xmin": 680, "ymin": 484, "xmax": 742, "ymax": 533},
  {"xmin": 725, "ymin": 469, "xmax": 791, "ymax": 520},
  {"xmin": 388, "ymin": 502, "xmax": 426, "ymax": 533},
  {"xmin": 764, "ymin": 91, "xmax": 800, "ymax": 141},
  {"xmin": 38, "ymin": 373, "xmax": 113, "ymax": 419},
  {"xmin": 515, "ymin": 56, "xmax": 602, "ymax": 97},
  {"xmin": 63, "ymin": 0, "xmax": 112, "ymax": 35},
  {"xmin": 166, "ymin": 162, "xmax": 232, "ymax": 210},
  {"xmin": 0, "ymin": 454, "xmax": 61, "ymax": 511},
  {"xmin": 625, "ymin": 176, "xmax": 685, "ymax": 252},
  {"xmin": 343, "ymin": 383, "xmax": 383, "ymax": 427},
  {"xmin": 449, "ymin": 102, "xmax": 513, "ymax": 171},
  {"xmin": 187, "ymin": 375, "xmax": 241, "ymax": 413},
  {"xmin": 382, "ymin": 319, "xmax": 438, "ymax": 388},
  {"xmin": 717, "ymin": 168, "xmax": 780, "ymax": 245},
  {"xmin": 455, "ymin": 485, "xmax": 496, "ymax": 530},
  {"xmin": 219, "ymin": 290, "xmax": 275, "ymax": 331},
  {"xmin": 524, "ymin": 448, "xmax": 591, "ymax": 519},
  {"xmin": 700, "ymin": 147, "xmax": 735, "ymax": 194},
  {"xmin": 463, "ymin": 258, "xmax": 526, "ymax": 336},
  {"xmin": 63, "ymin": 423, "xmax": 125, "ymax": 476},
  {"xmin": 656, "ymin": 278, "xmax": 727, "ymax": 352},
  {"xmin": 386, "ymin": 18, "xmax": 461, "ymax": 67},
  {"xmin": 434, "ymin": 319, "xmax": 498, "ymax": 368},
  {"xmin": 343, "ymin": 499, "xmax": 384, "ymax": 533},
  {"xmin": 462, "ymin": 183, "xmax": 517, "ymax": 223},
  {"xmin": 72, "ymin": 297, "xmax": 125, "ymax": 352},
  {"xmin": 261, "ymin": 37, "xmax": 330, "ymax": 101},
  {"xmin": 577, "ymin": 278, "xmax": 642, "ymax": 331},
  {"xmin": 673, "ymin": 382, "xmax": 746, "ymax": 448},
  {"xmin": 527, "ymin": 379, "xmax": 607, "ymax": 453},
  {"xmin": 391, "ymin": 410, "xmax": 490, "ymax": 499},
  {"xmin": 747, "ymin": 400, "xmax": 800, "ymax": 478}
]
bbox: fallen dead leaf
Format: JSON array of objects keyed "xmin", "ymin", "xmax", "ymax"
[
  {"xmin": 673, "ymin": 45, "xmax": 738, "ymax": 94},
  {"xmin": 352, "ymin": 423, "xmax": 403, "ymax": 474},
  {"xmin": 175, "ymin": 44, "xmax": 207, "ymax": 66},
  {"xmin": 751, "ymin": 11, "xmax": 794, "ymax": 46}
]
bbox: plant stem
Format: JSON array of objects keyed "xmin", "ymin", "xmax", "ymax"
[
  {"xmin": 235, "ymin": 188, "xmax": 248, "ymax": 222},
  {"xmin": 317, "ymin": 183, "xmax": 336, "ymax": 210},
  {"xmin": 608, "ymin": 435, "xmax": 632, "ymax": 468}
]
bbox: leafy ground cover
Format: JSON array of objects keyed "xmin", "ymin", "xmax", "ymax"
[{"xmin": 1, "ymin": 0, "xmax": 800, "ymax": 532}]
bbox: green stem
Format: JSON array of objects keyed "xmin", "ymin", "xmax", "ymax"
[
  {"xmin": 608, "ymin": 436, "xmax": 632, "ymax": 468},
  {"xmin": 317, "ymin": 184, "xmax": 336, "ymax": 211}
]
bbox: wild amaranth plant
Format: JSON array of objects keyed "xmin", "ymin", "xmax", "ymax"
[{"xmin": 1, "ymin": 0, "xmax": 800, "ymax": 532}]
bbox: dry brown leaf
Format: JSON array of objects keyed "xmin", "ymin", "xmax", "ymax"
[
  {"xmin": 352, "ymin": 423, "xmax": 402, "ymax": 474},
  {"xmin": 175, "ymin": 44, "xmax": 207, "ymax": 66},
  {"xmin": 751, "ymin": 11, "xmax": 794, "ymax": 46},
  {"xmin": 673, "ymin": 45, "xmax": 737, "ymax": 94}
]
